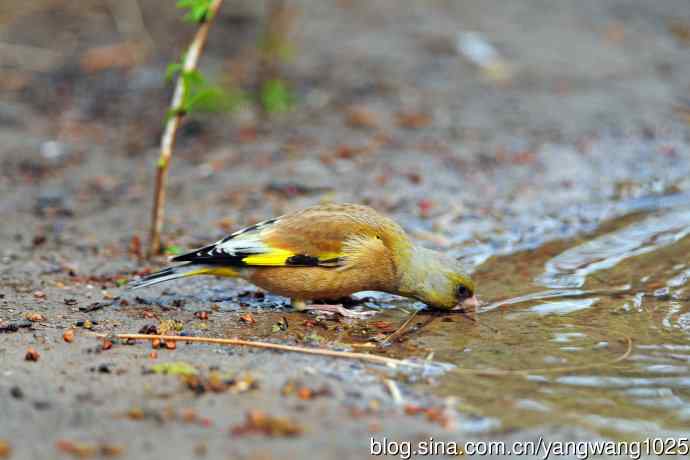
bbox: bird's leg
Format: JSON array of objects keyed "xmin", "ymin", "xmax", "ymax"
[{"xmin": 291, "ymin": 299, "xmax": 376, "ymax": 319}]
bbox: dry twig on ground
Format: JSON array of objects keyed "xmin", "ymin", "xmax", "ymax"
[{"xmin": 91, "ymin": 332, "xmax": 422, "ymax": 368}]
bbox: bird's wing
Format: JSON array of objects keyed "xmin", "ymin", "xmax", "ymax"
[{"xmin": 171, "ymin": 204, "xmax": 396, "ymax": 268}]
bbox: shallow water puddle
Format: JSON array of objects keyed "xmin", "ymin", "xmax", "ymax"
[{"xmin": 418, "ymin": 201, "xmax": 690, "ymax": 437}]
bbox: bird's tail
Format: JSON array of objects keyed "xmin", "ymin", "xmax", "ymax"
[{"xmin": 128, "ymin": 264, "xmax": 239, "ymax": 290}]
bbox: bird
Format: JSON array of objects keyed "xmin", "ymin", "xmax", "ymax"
[{"xmin": 129, "ymin": 203, "xmax": 478, "ymax": 317}]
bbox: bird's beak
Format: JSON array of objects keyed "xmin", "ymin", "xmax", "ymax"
[{"xmin": 453, "ymin": 295, "xmax": 479, "ymax": 311}]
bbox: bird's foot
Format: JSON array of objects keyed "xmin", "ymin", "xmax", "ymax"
[{"xmin": 300, "ymin": 304, "xmax": 377, "ymax": 319}]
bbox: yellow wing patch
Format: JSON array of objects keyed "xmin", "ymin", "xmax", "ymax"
[
  {"xmin": 242, "ymin": 248, "xmax": 295, "ymax": 266},
  {"xmin": 186, "ymin": 267, "xmax": 240, "ymax": 277},
  {"xmin": 241, "ymin": 249, "xmax": 342, "ymax": 266}
]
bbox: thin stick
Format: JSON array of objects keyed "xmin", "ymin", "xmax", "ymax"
[
  {"xmin": 148, "ymin": 0, "xmax": 224, "ymax": 257},
  {"xmin": 384, "ymin": 379, "xmax": 404, "ymax": 404},
  {"xmin": 381, "ymin": 310, "xmax": 418, "ymax": 345},
  {"xmin": 92, "ymin": 333, "xmax": 421, "ymax": 368}
]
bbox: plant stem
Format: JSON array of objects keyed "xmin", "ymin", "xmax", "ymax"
[{"xmin": 148, "ymin": 0, "xmax": 224, "ymax": 257}]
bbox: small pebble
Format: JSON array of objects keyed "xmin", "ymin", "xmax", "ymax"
[
  {"xmin": 63, "ymin": 329, "xmax": 75, "ymax": 343},
  {"xmin": 25, "ymin": 347, "xmax": 40, "ymax": 361}
]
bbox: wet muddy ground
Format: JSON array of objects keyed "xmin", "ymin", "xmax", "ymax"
[{"xmin": 2, "ymin": 0, "xmax": 690, "ymax": 459}]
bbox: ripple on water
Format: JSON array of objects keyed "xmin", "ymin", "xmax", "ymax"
[
  {"xmin": 528, "ymin": 298, "xmax": 598, "ymax": 316},
  {"xmin": 537, "ymin": 208, "xmax": 690, "ymax": 288},
  {"xmin": 555, "ymin": 376, "xmax": 690, "ymax": 389}
]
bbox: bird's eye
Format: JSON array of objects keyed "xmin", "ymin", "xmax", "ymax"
[{"xmin": 456, "ymin": 285, "xmax": 472, "ymax": 300}]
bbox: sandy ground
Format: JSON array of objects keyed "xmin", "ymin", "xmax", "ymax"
[{"xmin": 1, "ymin": 0, "xmax": 690, "ymax": 459}]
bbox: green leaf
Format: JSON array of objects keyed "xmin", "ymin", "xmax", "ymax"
[
  {"xmin": 260, "ymin": 79, "xmax": 293, "ymax": 113},
  {"xmin": 272, "ymin": 317, "xmax": 289, "ymax": 333},
  {"xmin": 303, "ymin": 332, "xmax": 324, "ymax": 344},
  {"xmin": 189, "ymin": 85, "xmax": 247, "ymax": 113},
  {"xmin": 150, "ymin": 361, "xmax": 198, "ymax": 376},
  {"xmin": 164, "ymin": 245, "xmax": 183, "ymax": 256},
  {"xmin": 165, "ymin": 62, "xmax": 183, "ymax": 82},
  {"xmin": 183, "ymin": 69, "xmax": 206, "ymax": 86},
  {"xmin": 177, "ymin": 0, "xmax": 213, "ymax": 23}
]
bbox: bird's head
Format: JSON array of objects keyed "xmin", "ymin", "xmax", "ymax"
[{"xmin": 397, "ymin": 247, "xmax": 478, "ymax": 311}]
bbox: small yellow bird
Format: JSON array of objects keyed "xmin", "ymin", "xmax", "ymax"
[{"xmin": 131, "ymin": 203, "xmax": 478, "ymax": 317}]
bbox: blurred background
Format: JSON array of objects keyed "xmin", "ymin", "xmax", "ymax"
[{"xmin": 2, "ymin": 1, "xmax": 689, "ymax": 242}]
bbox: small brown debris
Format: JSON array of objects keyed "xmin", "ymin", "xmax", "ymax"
[
  {"xmin": 669, "ymin": 21, "xmax": 690, "ymax": 46},
  {"xmin": 100, "ymin": 444, "xmax": 124, "ymax": 457},
  {"xmin": 237, "ymin": 125, "xmax": 258, "ymax": 143},
  {"xmin": 239, "ymin": 313, "xmax": 256, "ymax": 325},
  {"xmin": 231, "ymin": 410, "xmax": 302, "ymax": 437},
  {"xmin": 512, "ymin": 150, "xmax": 536, "ymax": 164},
  {"xmin": 282, "ymin": 380, "xmax": 331, "ymax": 400},
  {"xmin": 345, "ymin": 106, "xmax": 379, "ymax": 129},
  {"xmin": 371, "ymin": 320, "xmax": 396, "ymax": 332},
  {"xmin": 55, "ymin": 439, "xmax": 97, "ymax": 458},
  {"xmin": 396, "ymin": 111, "xmax": 432, "ymax": 129},
  {"xmin": 151, "ymin": 338, "xmax": 161, "ymax": 349},
  {"xmin": 33, "ymin": 291, "xmax": 47, "ymax": 299},
  {"xmin": 138, "ymin": 324, "xmax": 158, "ymax": 335},
  {"xmin": 32, "ymin": 234, "xmax": 47, "ymax": 246},
  {"xmin": 80, "ymin": 41, "xmax": 144, "ymax": 73},
  {"xmin": 63, "ymin": 329, "xmax": 75, "ymax": 343},
  {"xmin": 216, "ymin": 217, "xmax": 234, "ymax": 232},
  {"xmin": 403, "ymin": 404, "xmax": 452, "ymax": 428},
  {"xmin": 101, "ymin": 338, "xmax": 113, "ymax": 351},
  {"xmin": 180, "ymin": 408, "xmax": 198, "ymax": 424},
  {"xmin": 418, "ymin": 199, "xmax": 433, "ymax": 218},
  {"xmin": 0, "ymin": 440, "xmax": 10, "ymax": 458},
  {"xmin": 149, "ymin": 351, "xmax": 158, "ymax": 359},
  {"xmin": 227, "ymin": 374, "xmax": 258, "ymax": 394},
  {"xmin": 405, "ymin": 172, "xmax": 422, "ymax": 184},
  {"xmin": 334, "ymin": 144, "xmax": 370, "ymax": 159},
  {"xmin": 126, "ymin": 407, "xmax": 145, "ymax": 420},
  {"xmin": 194, "ymin": 311, "xmax": 209, "ymax": 320},
  {"xmin": 25, "ymin": 312, "xmax": 45, "ymax": 322},
  {"xmin": 25, "ymin": 347, "xmax": 40, "ymax": 361},
  {"xmin": 164, "ymin": 340, "xmax": 177, "ymax": 350},
  {"xmin": 128, "ymin": 235, "xmax": 142, "ymax": 259},
  {"xmin": 604, "ymin": 22, "xmax": 625, "ymax": 43},
  {"xmin": 297, "ymin": 387, "xmax": 312, "ymax": 400},
  {"xmin": 184, "ymin": 372, "xmax": 257, "ymax": 395}
]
